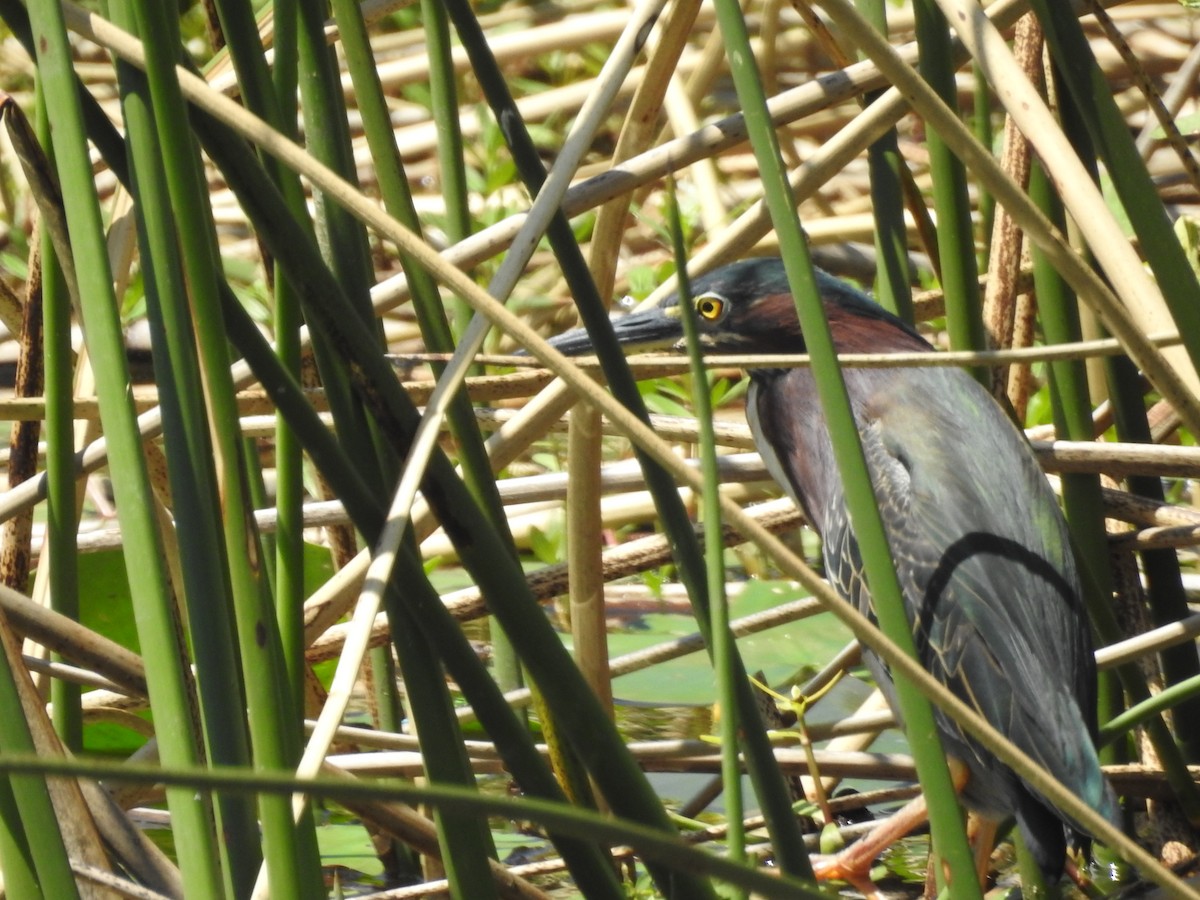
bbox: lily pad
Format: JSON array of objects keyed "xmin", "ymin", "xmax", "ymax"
[{"xmin": 564, "ymin": 580, "xmax": 854, "ymax": 706}]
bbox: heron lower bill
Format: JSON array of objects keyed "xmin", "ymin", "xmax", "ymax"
[{"xmin": 547, "ymin": 257, "xmax": 1120, "ymax": 891}]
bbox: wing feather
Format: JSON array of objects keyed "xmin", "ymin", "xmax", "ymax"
[{"xmin": 820, "ymin": 367, "xmax": 1108, "ymax": 821}]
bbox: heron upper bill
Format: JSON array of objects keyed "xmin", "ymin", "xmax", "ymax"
[{"xmin": 548, "ymin": 305, "xmax": 683, "ymax": 356}]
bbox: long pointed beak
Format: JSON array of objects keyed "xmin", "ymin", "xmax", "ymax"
[{"xmin": 546, "ymin": 306, "xmax": 683, "ymax": 356}]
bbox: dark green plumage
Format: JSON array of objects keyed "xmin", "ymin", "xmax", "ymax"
[{"xmin": 549, "ymin": 256, "xmax": 1119, "ymax": 878}]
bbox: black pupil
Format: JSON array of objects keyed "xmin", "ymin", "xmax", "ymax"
[{"xmin": 701, "ymin": 298, "xmax": 719, "ymax": 317}]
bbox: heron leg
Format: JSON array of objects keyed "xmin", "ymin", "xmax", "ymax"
[
  {"xmin": 970, "ymin": 816, "xmax": 999, "ymax": 885},
  {"xmin": 812, "ymin": 791, "xmax": 930, "ymax": 891},
  {"xmin": 812, "ymin": 758, "xmax": 974, "ymax": 893}
]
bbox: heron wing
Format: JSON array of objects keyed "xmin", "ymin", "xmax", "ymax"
[{"xmin": 823, "ymin": 367, "xmax": 1112, "ymax": 823}]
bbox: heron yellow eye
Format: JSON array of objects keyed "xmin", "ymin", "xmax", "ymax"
[{"xmin": 695, "ymin": 294, "xmax": 726, "ymax": 321}]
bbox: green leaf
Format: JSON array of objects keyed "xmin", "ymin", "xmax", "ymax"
[
  {"xmin": 566, "ymin": 581, "xmax": 854, "ymax": 705},
  {"xmin": 315, "ymin": 818, "xmax": 384, "ymax": 877}
]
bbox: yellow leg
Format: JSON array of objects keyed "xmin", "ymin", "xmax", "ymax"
[
  {"xmin": 813, "ymin": 758, "xmax": 981, "ymax": 895},
  {"xmin": 813, "ymin": 791, "xmax": 931, "ymax": 892},
  {"xmin": 970, "ymin": 815, "xmax": 999, "ymax": 887}
]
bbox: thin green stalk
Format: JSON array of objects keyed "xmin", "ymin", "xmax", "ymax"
[
  {"xmin": 271, "ymin": 0, "xmax": 299, "ymax": 129},
  {"xmin": 866, "ymin": 122, "xmax": 913, "ymax": 323},
  {"xmin": 972, "ymin": 63, "xmax": 995, "ymax": 271},
  {"xmin": 25, "ymin": 4, "xmax": 224, "ymax": 895},
  {"xmin": 266, "ymin": 0, "xmax": 305, "ymax": 721},
  {"xmin": 1101, "ymin": 673, "xmax": 1200, "ymax": 747},
  {"xmin": 0, "ymin": 630, "xmax": 74, "ymax": 899},
  {"xmin": 1030, "ymin": 87, "xmax": 1133, "ymax": 768},
  {"xmin": 272, "ymin": 261, "xmax": 305, "ymax": 717},
  {"xmin": 208, "ymin": 0, "xmax": 287, "ymax": 128},
  {"xmin": 1028, "ymin": 163, "xmax": 1111, "ymax": 591},
  {"xmin": 671, "ymin": 191, "xmax": 744, "ymax": 885},
  {"xmin": 0, "ymin": 772, "xmax": 40, "ymax": 900},
  {"xmin": 272, "ymin": 408, "xmax": 304, "ymax": 716},
  {"xmin": 1012, "ymin": 830, "xmax": 1055, "ymax": 899},
  {"xmin": 914, "ymin": 0, "xmax": 986, "ymax": 381},
  {"xmin": 711, "ymin": 0, "xmax": 980, "ymax": 893},
  {"xmin": 856, "ymin": 0, "xmax": 912, "ymax": 323},
  {"xmin": 370, "ymin": 647, "xmax": 404, "ymax": 734},
  {"xmin": 421, "ymin": 0, "xmax": 473, "ymax": 336},
  {"xmin": 217, "ymin": 287, "xmax": 384, "ymax": 537},
  {"xmin": 36, "ymin": 93, "xmax": 81, "ymax": 754}
]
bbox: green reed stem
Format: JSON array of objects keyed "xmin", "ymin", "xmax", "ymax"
[
  {"xmin": 671, "ymin": 186, "xmax": 745, "ymax": 884},
  {"xmin": 914, "ymin": 0, "xmax": 986, "ymax": 380}
]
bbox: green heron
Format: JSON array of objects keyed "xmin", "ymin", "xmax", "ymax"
[{"xmin": 548, "ymin": 256, "xmax": 1119, "ymax": 884}]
